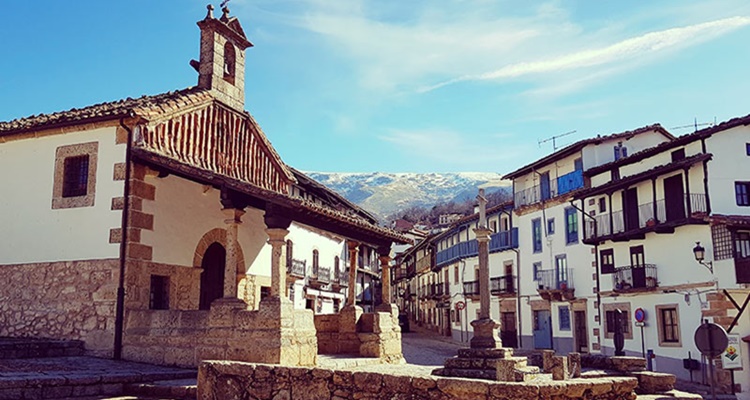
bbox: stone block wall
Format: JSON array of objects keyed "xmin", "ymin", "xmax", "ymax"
[
  {"xmin": 197, "ymin": 361, "xmax": 640, "ymax": 400},
  {"xmin": 0, "ymin": 259, "xmax": 119, "ymax": 357},
  {"xmin": 313, "ymin": 306, "xmax": 403, "ymax": 363},
  {"xmin": 122, "ymin": 298, "xmax": 317, "ymax": 368},
  {"xmin": 125, "ymin": 261, "xmax": 202, "ymax": 310}
]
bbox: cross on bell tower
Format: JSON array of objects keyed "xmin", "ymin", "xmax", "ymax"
[{"xmin": 194, "ymin": 3, "xmax": 253, "ymax": 111}]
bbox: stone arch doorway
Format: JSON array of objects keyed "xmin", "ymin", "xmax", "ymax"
[
  {"xmin": 194, "ymin": 228, "xmax": 247, "ymax": 309},
  {"xmin": 199, "ymin": 242, "xmax": 226, "ymax": 310}
]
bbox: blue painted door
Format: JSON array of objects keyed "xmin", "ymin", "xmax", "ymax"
[
  {"xmin": 533, "ymin": 310, "xmax": 553, "ymax": 349},
  {"xmin": 540, "ymin": 172, "xmax": 551, "ymax": 201}
]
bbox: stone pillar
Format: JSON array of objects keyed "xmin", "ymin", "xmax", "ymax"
[
  {"xmin": 346, "ymin": 241, "xmax": 359, "ymax": 307},
  {"xmin": 266, "ymin": 228, "xmax": 290, "ymax": 299},
  {"xmin": 379, "ymin": 254, "xmax": 392, "ymax": 304},
  {"xmin": 222, "ymin": 208, "xmax": 245, "ymax": 299},
  {"xmin": 470, "ymin": 188, "xmax": 501, "ymax": 349}
]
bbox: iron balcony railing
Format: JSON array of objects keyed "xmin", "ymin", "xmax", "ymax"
[
  {"xmin": 436, "ymin": 228, "xmax": 519, "ymax": 267},
  {"xmin": 463, "ymin": 280, "xmax": 480, "ymax": 296},
  {"xmin": 613, "ymin": 264, "xmax": 658, "ymax": 291},
  {"xmin": 584, "ymin": 193, "xmax": 708, "ymax": 240},
  {"xmin": 536, "ymin": 268, "xmax": 574, "ymax": 291},
  {"xmin": 333, "ymin": 268, "xmax": 349, "ymax": 286},
  {"xmin": 287, "ymin": 258, "xmax": 306, "ymax": 277},
  {"xmin": 430, "ymin": 283, "xmax": 446, "ymax": 297},
  {"xmin": 312, "ymin": 265, "xmax": 331, "ymax": 283},
  {"xmin": 490, "ymin": 275, "xmax": 516, "ymax": 295}
]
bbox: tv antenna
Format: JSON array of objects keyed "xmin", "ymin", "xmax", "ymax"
[
  {"xmin": 220, "ymin": 0, "xmax": 231, "ymax": 8},
  {"xmin": 670, "ymin": 117, "xmax": 716, "ymax": 132},
  {"xmin": 538, "ymin": 130, "xmax": 577, "ymax": 151}
]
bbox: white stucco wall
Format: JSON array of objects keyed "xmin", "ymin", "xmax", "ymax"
[
  {"xmin": 582, "ymin": 130, "xmax": 671, "ymax": 171},
  {"xmin": 706, "ymin": 125, "xmax": 750, "ymax": 215},
  {"xmin": 0, "ymin": 126, "xmax": 124, "ymax": 264}
]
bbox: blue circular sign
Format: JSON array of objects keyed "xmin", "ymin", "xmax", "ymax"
[{"xmin": 634, "ymin": 308, "xmax": 646, "ymax": 323}]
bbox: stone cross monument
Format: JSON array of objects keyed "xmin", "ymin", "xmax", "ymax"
[{"xmin": 470, "ymin": 188, "xmax": 502, "ymax": 349}]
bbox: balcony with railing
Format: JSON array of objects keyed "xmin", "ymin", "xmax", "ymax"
[
  {"xmin": 536, "ymin": 268, "xmax": 575, "ymax": 301},
  {"xmin": 463, "ymin": 280, "xmax": 480, "ymax": 296},
  {"xmin": 490, "ymin": 275, "xmax": 516, "ymax": 296},
  {"xmin": 489, "ymin": 228, "xmax": 519, "ymax": 253},
  {"xmin": 612, "ymin": 264, "xmax": 658, "ymax": 293},
  {"xmin": 514, "ymin": 170, "xmax": 585, "ymax": 208},
  {"xmin": 287, "ymin": 258, "xmax": 306, "ymax": 278},
  {"xmin": 309, "ymin": 265, "xmax": 331, "ymax": 286},
  {"xmin": 393, "ymin": 267, "xmax": 408, "ymax": 282},
  {"xmin": 430, "ymin": 283, "xmax": 447, "ymax": 298},
  {"xmin": 437, "ymin": 228, "xmax": 519, "ymax": 267},
  {"xmin": 332, "ymin": 268, "xmax": 349, "ymax": 287},
  {"xmin": 584, "ymin": 193, "xmax": 708, "ymax": 244}
]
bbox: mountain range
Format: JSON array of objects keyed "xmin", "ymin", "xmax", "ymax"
[{"xmin": 305, "ymin": 172, "xmax": 512, "ymax": 220}]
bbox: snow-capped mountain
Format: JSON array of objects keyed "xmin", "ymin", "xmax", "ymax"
[{"xmin": 305, "ymin": 172, "xmax": 512, "ymax": 220}]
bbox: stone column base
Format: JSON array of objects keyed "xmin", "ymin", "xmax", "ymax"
[{"xmin": 470, "ymin": 317, "xmax": 501, "ymax": 349}]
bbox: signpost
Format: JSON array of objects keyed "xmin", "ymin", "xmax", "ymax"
[
  {"xmin": 634, "ymin": 308, "xmax": 646, "ymax": 359},
  {"xmin": 721, "ymin": 334, "xmax": 742, "ymax": 395},
  {"xmin": 694, "ymin": 322, "xmax": 729, "ymax": 400}
]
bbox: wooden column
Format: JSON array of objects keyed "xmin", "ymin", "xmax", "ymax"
[
  {"xmin": 266, "ymin": 228, "xmax": 290, "ymax": 299},
  {"xmin": 347, "ymin": 241, "xmax": 360, "ymax": 306},
  {"xmin": 222, "ymin": 208, "xmax": 245, "ymax": 298}
]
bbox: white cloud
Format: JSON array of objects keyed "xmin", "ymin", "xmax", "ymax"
[{"xmin": 423, "ymin": 16, "xmax": 750, "ymax": 92}]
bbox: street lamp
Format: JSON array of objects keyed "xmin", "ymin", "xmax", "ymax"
[{"xmin": 693, "ymin": 241, "xmax": 713, "ymax": 274}]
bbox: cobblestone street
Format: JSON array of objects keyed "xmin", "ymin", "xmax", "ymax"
[{"xmin": 401, "ymin": 329, "xmax": 463, "ymax": 367}]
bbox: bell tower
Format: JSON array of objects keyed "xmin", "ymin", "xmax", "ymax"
[{"xmin": 195, "ymin": 4, "xmax": 253, "ymax": 111}]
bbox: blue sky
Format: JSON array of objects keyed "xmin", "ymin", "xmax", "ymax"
[{"xmin": 1, "ymin": 1, "xmax": 749, "ymax": 173}]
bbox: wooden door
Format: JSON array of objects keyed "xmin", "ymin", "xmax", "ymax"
[
  {"xmin": 501, "ymin": 312, "xmax": 518, "ymax": 348},
  {"xmin": 630, "ymin": 245, "xmax": 646, "ymax": 288},
  {"xmin": 574, "ymin": 310, "xmax": 588, "ymax": 352},
  {"xmin": 624, "ymin": 188, "xmax": 639, "ymax": 231},
  {"xmin": 664, "ymin": 174, "xmax": 686, "ymax": 222}
]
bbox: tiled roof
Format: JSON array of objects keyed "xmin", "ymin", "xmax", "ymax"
[
  {"xmin": 502, "ymin": 124, "xmax": 673, "ymax": 180},
  {"xmin": 0, "ymin": 87, "xmax": 213, "ymax": 136},
  {"xmin": 585, "ymin": 113, "xmax": 750, "ymax": 177}
]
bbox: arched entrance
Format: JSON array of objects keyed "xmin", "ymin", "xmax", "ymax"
[{"xmin": 199, "ymin": 242, "xmax": 226, "ymax": 310}]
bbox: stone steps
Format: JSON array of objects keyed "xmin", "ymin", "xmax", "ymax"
[
  {"xmin": 0, "ymin": 337, "xmax": 84, "ymax": 359},
  {"xmin": 123, "ymin": 378, "xmax": 197, "ymax": 400}
]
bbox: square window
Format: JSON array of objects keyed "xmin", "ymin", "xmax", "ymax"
[
  {"xmin": 559, "ymin": 306, "xmax": 571, "ymax": 331},
  {"xmin": 600, "ymin": 249, "xmax": 615, "ymax": 274},
  {"xmin": 52, "ymin": 142, "xmax": 98, "ymax": 209},
  {"xmin": 671, "ymin": 148, "xmax": 685, "ymax": 162},
  {"xmin": 533, "ymin": 262, "xmax": 542, "ymax": 281},
  {"xmin": 736, "ymin": 182, "xmax": 750, "ymax": 206},
  {"xmin": 603, "ymin": 302, "xmax": 633, "ymax": 340},
  {"xmin": 656, "ymin": 304, "xmax": 681, "ymax": 347}
]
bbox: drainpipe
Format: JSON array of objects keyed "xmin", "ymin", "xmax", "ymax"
[
  {"xmin": 114, "ymin": 113, "xmax": 135, "ymax": 360},
  {"xmin": 569, "ymin": 199, "xmax": 601, "ymax": 335}
]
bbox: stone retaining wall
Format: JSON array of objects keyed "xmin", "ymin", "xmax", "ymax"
[
  {"xmin": 0, "ymin": 259, "xmax": 119, "ymax": 357},
  {"xmin": 197, "ymin": 361, "xmax": 639, "ymax": 400},
  {"xmin": 123, "ymin": 298, "xmax": 317, "ymax": 367}
]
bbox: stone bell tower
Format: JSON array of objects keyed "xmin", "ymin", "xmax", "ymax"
[{"xmin": 194, "ymin": 4, "xmax": 253, "ymax": 111}]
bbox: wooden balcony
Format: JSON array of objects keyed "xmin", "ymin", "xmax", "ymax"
[
  {"xmin": 584, "ymin": 193, "xmax": 708, "ymax": 244},
  {"xmin": 332, "ymin": 269, "xmax": 349, "ymax": 288},
  {"xmin": 490, "ymin": 275, "xmax": 516, "ymax": 297},
  {"xmin": 463, "ymin": 280, "xmax": 480, "ymax": 299},
  {"xmin": 612, "ymin": 264, "xmax": 658, "ymax": 293},
  {"xmin": 536, "ymin": 269, "xmax": 575, "ymax": 301},
  {"xmin": 309, "ymin": 265, "xmax": 331, "ymax": 287}
]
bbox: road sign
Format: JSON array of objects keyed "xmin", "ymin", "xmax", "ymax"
[
  {"xmin": 695, "ymin": 322, "xmax": 729, "ymax": 358},
  {"xmin": 634, "ymin": 308, "xmax": 646, "ymax": 323},
  {"xmin": 722, "ymin": 334, "xmax": 743, "ymax": 370},
  {"xmin": 455, "ymin": 301, "xmax": 466, "ymax": 311}
]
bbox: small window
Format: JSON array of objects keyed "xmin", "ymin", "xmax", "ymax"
[
  {"xmin": 574, "ymin": 158, "xmax": 583, "ymax": 171},
  {"xmin": 746, "ymin": 143, "xmax": 750, "ymax": 156},
  {"xmin": 559, "ymin": 306, "xmax": 571, "ymax": 330},
  {"xmin": 736, "ymin": 232, "xmax": 750, "ymax": 259},
  {"xmin": 656, "ymin": 304, "xmax": 681, "ymax": 346},
  {"xmin": 671, "ymin": 148, "xmax": 685, "ymax": 161},
  {"xmin": 52, "ymin": 142, "xmax": 98, "ymax": 209},
  {"xmin": 605, "ymin": 310, "xmax": 630, "ymax": 334},
  {"xmin": 62, "ymin": 155, "xmax": 89, "ymax": 197},
  {"xmin": 532, "ymin": 218, "xmax": 542, "ymax": 253},
  {"xmin": 313, "ymin": 249, "xmax": 319, "ymax": 269},
  {"xmin": 600, "ymin": 249, "xmax": 615, "ymax": 274},
  {"xmin": 598, "ymin": 197, "xmax": 607, "ymax": 213},
  {"xmin": 454, "ymin": 265, "xmax": 459, "ymax": 282},
  {"xmin": 260, "ymin": 286, "xmax": 271, "ymax": 301},
  {"xmin": 533, "ymin": 262, "xmax": 542, "ymax": 281},
  {"xmin": 736, "ymin": 182, "xmax": 750, "ymax": 206},
  {"xmin": 149, "ymin": 275, "xmax": 170, "ymax": 310},
  {"xmin": 547, "ymin": 218, "xmax": 555, "ymax": 235},
  {"xmin": 565, "ymin": 207, "xmax": 579, "ymax": 244},
  {"xmin": 286, "ymin": 240, "xmax": 293, "ymax": 266}
]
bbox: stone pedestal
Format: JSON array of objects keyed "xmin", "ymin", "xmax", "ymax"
[
  {"xmin": 470, "ymin": 318, "xmax": 501, "ymax": 349},
  {"xmin": 338, "ymin": 305, "xmax": 363, "ymax": 354}
]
